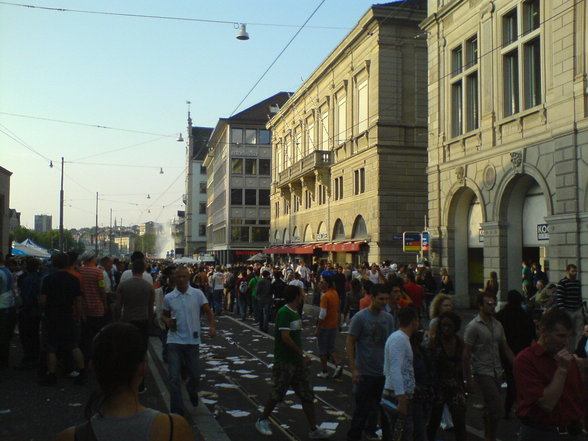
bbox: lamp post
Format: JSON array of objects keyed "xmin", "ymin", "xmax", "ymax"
[{"xmin": 59, "ymin": 157, "xmax": 64, "ymax": 251}]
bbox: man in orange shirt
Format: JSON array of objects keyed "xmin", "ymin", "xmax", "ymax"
[{"xmin": 315, "ymin": 275, "xmax": 342, "ymax": 379}]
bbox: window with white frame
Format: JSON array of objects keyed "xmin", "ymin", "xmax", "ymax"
[
  {"xmin": 320, "ymin": 108, "xmax": 329, "ymax": 150},
  {"xmin": 449, "ymin": 35, "xmax": 479, "ymax": 138},
  {"xmin": 502, "ymin": 0, "xmax": 542, "ymax": 117},
  {"xmin": 357, "ymin": 79, "xmax": 368, "ymax": 133},
  {"xmin": 336, "ymin": 94, "xmax": 347, "ymax": 146}
]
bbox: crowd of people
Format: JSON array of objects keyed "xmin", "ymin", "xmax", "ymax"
[{"xmin": 0, "ymin": 251, "xmax": 586, "ymax": 441}]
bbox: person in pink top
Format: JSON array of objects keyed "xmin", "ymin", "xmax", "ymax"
[{"xmin": 403, "ymin": 272, "xmax": 425, "ymax": 313}]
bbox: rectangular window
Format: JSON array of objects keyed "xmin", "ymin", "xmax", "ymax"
[
  {"xmin": 259, "ymin": 189, "xmax": 270, "ymax": 206},
  {"xmin": 231, "ymin": 158, "xmax": 243, "ymax": 174},
  {"xmin": 337, "ymin": 97, "xmax": 347, "ymax": 145},
  {"xmin": 232, "ymin": 218, "xmax": 243, "ymax": 225},
  {"xmin": 503, "ymin": 10, "xmax": 518, "ymax": 45},
  {"xmin": 200, "ymin": 165, "xmax": 207, "ymax": 174},
  {"xmin": 451, "ymin": 46, "xmax": 463, "ymax": 76},
  {"xmin": 321, "ymin": 111, "xmax": 329, "ymax": 150},
  {"xmin": 466, "ymin": 73, "xmax": 479, "ymax": 131},
  {"xmin": 199, "ymin": 202, "xmax": 206, "ymax": 215},
  {"xmin": 283, "ymin": 198, "xmax": 289, "ymax": 215},
  {"xmin": 466, "ymin": 36, "xmax": 478, "ymax": 68},
  {"xmin": 285, "ymin": 136, "xmax": 291, "ymax": 168},
  {"xmin": 245, "ymin": 129, "xmax": 257, "ymax": 144},
  {"xmin": 259, "ymin": 219, "xmax": 270, "ymax": 225},
  {"xmin": 304, "ymin": 190, "xmax": 312, "ymax": 209},
  {"xmin": 523, "ymin": 0, "xmax": 540, "ymax": 34},
  {"xmin": 231, "ymin": 128, "xmax": 243, "ymax": 144},
  {"xmin": 259, "ymin": 130, "xmax": 271, "ymax": 145},
  {"xmin": 334, "ymin": 176, "xmax": 343, "ymax": 200},
  {"xmin": 231, "ymin": 189, "xmax": 243, "ymax": 205},
  {"xmin": 251, "ymin": 227, "xmax": 269, "ymax": 242},
  {"xmin": 357, "ymin": 80, "xmax": 368, "ymax": 133},
  {"xmin": 245, "ymin": 189, "xmax": 256, "ymax": 205},
  {"xmin": 231, "ymin": 226, "xmax": 250, "ymax": 242},
  {"xmin": 307, "ymin": 121, "xmax": 315, "ymax": 154},
  {"xmin": 258, "ymin": 159, "xmax": 270, "ymax": 176},
  {"xmin": 275, "ymin": 201, "xmax": 279, "ymax": 217},
  {"xmin": 245, "ymin": 159, "xmax": 257, "ymax": 175},
  {"xmin": 199, "ymin": 182, "xmax": 207, "ymax": 194},
  {"xmin": 451, "ymin": 81, "xmax": 463, "ymax": 137},
  {"xmin": 354, "ymin": 168, "xmax": 366, "ymax": 195},
  {"xmin": 294, "ymin": 130, "xmax": 302, "ymax": 162},
  {"xmin": 198, "ymin": 224, "xmax": 206, "ymax": 236},
  {"xmin": 244, "ymin": 219, "xmax": 256, "ymax": 225},
  {"xmin": 524, "ymin": 38, "xmax": 541, "ymax": 109},
  {"xmin": 504, "ymin": 50, "xmax": 520, "ymax": 117}
]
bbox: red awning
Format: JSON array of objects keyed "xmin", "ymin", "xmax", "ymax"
[
  {"xmin": 235, "ymin": 250, "xmax": 262, "ymax": 255},
  {"xmin": 264, "ymin": 246, "xmax": 291, "ymax": 254},
  {"xmin": 322, "ymin": 241, "xmax": 363, "ymax": 252},
  {"xmin": 291, "ymin": 244, "xmax": 318, "ymax": 254}
]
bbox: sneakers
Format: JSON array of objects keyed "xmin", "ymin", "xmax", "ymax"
[
  {"xmin": 333, "ymin": 365, "xmax": 343, "ymax": 379},
  {"xmin": 317, "ymin": 371, "xmax": 330, "ymax": 379},
  {"xmin": 309, "ymin": 427, "xmax": 333, "ymax": 439},
  {"xmin": 255, "ymin": 418, "xmax": 272, "ymax": 436}
]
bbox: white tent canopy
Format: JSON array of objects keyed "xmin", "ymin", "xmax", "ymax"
[{"xmin": 11, "ymin": 239, "xmax": 51, "ymax": 258}]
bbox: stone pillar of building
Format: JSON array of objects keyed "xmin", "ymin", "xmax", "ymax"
[{"xmin": 481, "ymin": 221, "xmax": 508, "ymax": 303}]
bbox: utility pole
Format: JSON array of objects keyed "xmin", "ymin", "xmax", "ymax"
[
  {"xmin": 59, "ymin": 157, "xmax": 64, "ymax": 251},
  {"xmin": 109, "ymin": 208, "xmax": 113, "ymax": 255},
  {"xmin": 95, "ymin": 192, "xmax": 99, "ymax": 255}
]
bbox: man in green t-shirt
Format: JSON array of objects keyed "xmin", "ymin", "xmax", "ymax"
[
  {"xmin": 255, "ymin": 285, "xmax": 332, "ymax": 439},
  {"xmin": 248, "ymin": 271, "xmax": 261, "ymax": 322}
]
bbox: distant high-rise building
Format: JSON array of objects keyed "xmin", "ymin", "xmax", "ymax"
[
  {"xmin": 0, "ymin": 166, "xmax": 12, "ymax": 255},
  {"xmin": 34, "ymin": 214, "xmax": 52, "ymax": 233}
]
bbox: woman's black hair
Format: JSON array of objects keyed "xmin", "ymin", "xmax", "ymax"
[
  {"xmin": 437, "ymin": 311, "xmax": 462, "ymax": 332},
  {"xmin": 85, "ymin": 322, "xmax": 147, "ymax": 419}
]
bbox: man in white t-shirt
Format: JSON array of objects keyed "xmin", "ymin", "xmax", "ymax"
[
  {"xmin": 210, "ymin": 266, "xmax": 225, "ymax": 315},
  {"xmin": 119, "ymin": 251, "xmax": 153, "ymax": 286}
]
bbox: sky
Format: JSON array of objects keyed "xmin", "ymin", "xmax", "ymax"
[{"xmin": 0, "ymin": 0, "xmax": 390, "ymax": 230}]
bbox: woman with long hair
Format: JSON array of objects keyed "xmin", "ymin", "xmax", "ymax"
[
  {"xmin": 53, "ymin": 322, "xmax": 193, "ymax": 441},
  {"xmin": 427, "ymin": 293, "xmax": 453, "ymax": 338}
]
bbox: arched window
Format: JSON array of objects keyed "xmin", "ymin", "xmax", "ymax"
[
  {"xmin": 333, "ymin": 219, "xmax": 346, "ymax": 240},
  {"xmin": 352, "ymin": 216, "xmax": 368, "ymax": 238}
]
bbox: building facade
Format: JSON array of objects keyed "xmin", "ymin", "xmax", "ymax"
[
  {"xmin": 34, "ymin": 214, "xmax": 52, "ymax": 233},
  {"xmin": 0, "ymin": 167, "xmax": 11, "ymax": 255},
  {"xmin": 421, "ymin": 0, "xmax": 588, "ymax": 306},
  {"xmin": 203, "ymin": 92, "xmax": 291, "ymax": 264},
  {"xmin": 184, "ymin": 122, "xmax": 213, "ymax": 256},
  {"xmin": 267, "ymin": 0, "xmax": 428, "ymax": 265}
]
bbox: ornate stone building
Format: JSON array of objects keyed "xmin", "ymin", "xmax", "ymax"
[
  {"xmin": 266, "ymin": 0, "xmax": 428, "ymax": 265},
  {"xmin": 421, "ymin": 0, "xmax": 588, "ymax": 305}
]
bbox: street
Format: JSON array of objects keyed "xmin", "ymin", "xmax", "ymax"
[{"xmin": 1, "ymin": 302, "xmax": 522, "ymax": 441}]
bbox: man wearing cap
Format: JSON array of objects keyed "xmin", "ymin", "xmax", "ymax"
[
  {"xmin": 78, "ymin": 252, "xmax": 106, "ymax": 361},
  {"xmin": 514, "ymin": 309, "xmax": 587, "ymax": 440}
]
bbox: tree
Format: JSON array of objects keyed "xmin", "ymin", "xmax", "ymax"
[{"xmin": 135, "ymin": 233, "xmax": 157, "ymax": 256}]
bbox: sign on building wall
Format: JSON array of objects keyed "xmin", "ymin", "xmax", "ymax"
[
  {"xmin": 537, "ymin": 224, "xmax": 549, "ymax": 241},
  {"xmin": 316, "ymin": 232, "xmax": 328, "ymax": 240},
  {"xmin": 403, "ymin": 232, "xmax": 421, "ymax": 252},
  {"xmin": 421, "ymin": 231, "xmax": 430, "ymax": 251}
]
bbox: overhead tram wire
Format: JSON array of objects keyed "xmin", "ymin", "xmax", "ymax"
[
  {"xmin": 73, "ymin": 135, "xmax": 171, "ymax": 161},
  {"xmin": 0, "ymin": 111, "xmax": 174, "ymax": 137},
  {"xmin": 0, "ymin": 1, "xmax": 349, "ymax": 30},
  {"xmin": 0, "ymin": 124, "xmax": 54, "ymax": 163},
  {"xmin": 229, "ymin": 0, "xmax": 327, "ymax": 117}
]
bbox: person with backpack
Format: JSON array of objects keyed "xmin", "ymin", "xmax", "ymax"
[{"xmin": 236, "ymin": 271, "xmax": 249, "ymax": 320}]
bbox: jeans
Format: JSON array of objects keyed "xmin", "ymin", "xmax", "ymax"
[
  {"xmin": 0, "ymin": 307, "xmax": 17, "ymax": 365},
  {"xmin": 238, "ymin": 296, "xmax": 248, "ymax": 319},
  {"xmin": 347, "ymin": 375, "xmax": 385, "ymax": 441},
  {"xmin": 212, "ymin": 289, "xmax": 223, "ymax": 315},
  {"xmin": 381, "ymin": 396, "xmax": 413, "ymax": 441},
  {"xmin": 167, "ymin": 343, "xmax": 200, "ymax": 415},
  {"xmin": 252, "ymin": 296, "xmax": 260, "ymax": 322},
  {"xmin": 259, "ymin": 302, "xmax": 271, "ymax": 333}
]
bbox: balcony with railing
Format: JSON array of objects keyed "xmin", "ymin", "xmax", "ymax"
[{"xmin": 277, "ymin": 150, "xmax": 332, "ymax": 186}]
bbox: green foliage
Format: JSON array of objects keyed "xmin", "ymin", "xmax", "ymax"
[
  {"xmin": 10, "ymin": 226, "xmax": 85, "ymax": 253},
  {"xmin": 135, "ymin": 233, "xmax": 156, "ymax": 255}
]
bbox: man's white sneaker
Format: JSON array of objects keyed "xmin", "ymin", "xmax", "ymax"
[
  {"xmin": 333, "ymin": 365, "xmax": 343, "ymax": 379},
  {"xmin": 317, "ymin": 371, "xmax": 329, "ymax": 379},
  {"xmin": 255, "ymin": 418, "xmax": 272, "ymax": 436},
  {"xmin": 309, "ymin": 427, "xmax": 333, "ymax": 439}
]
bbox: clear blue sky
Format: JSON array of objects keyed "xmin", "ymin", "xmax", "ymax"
[{"xmin": 0, "ymin": 0, "xmax": 387, "ymax": 230}]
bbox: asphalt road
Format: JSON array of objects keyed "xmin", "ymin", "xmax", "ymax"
[{"xmin": 1, "ymin": 301, "xmax": 523, "ymax": 441}]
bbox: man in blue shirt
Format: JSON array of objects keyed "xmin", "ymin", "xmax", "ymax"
[{"xmin": 163, "ymin": 266, "xmax": 216, "ymax": 416}]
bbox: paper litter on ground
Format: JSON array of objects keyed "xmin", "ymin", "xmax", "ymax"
[
  {"xmin": 291, "ymin": 404, "xmax": 303, "ymax": 409},
  {"xmin": 313, "ymin": 386, "xmax": 333, "ymax": 392},
  {"xmin": 319, "ymin": 422, "xmax": 339, "ymax": 430},
  {"xmin": 201, "ymin": 398, "xmax": 217, "ymax": 404},
  {"xmin": 241, "ymin": 374, "xmax": 259, "ymax": 379},
  {"xmin": 325, "ymin": 409, "xmax": 345, "ymax": 416},
  {"xmin": 226, "ymin": 410, "xmax": 250, "ymax": 417},
  {"xmin": 215, "ymin": 383, "xmax": 239, "ymax": 389},
  {"xmin": 234, "ymin": 369, "xmax": 252, "ymax": 374}
]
